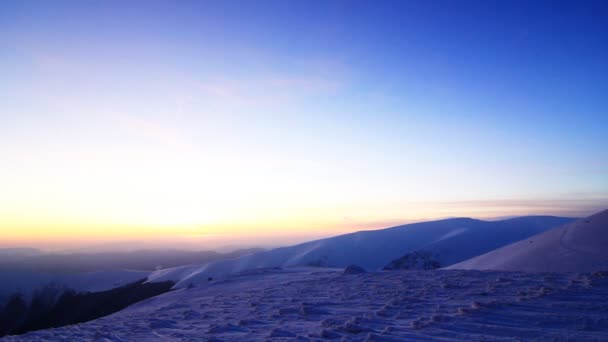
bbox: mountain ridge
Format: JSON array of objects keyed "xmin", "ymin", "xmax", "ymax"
[
  {"xmin": 447, "ymin": 209, "xmax": 608, "ymax": 272},
  {"xmin": 148, "ymin": 215, "xmax": 575, "ymax": 288}
]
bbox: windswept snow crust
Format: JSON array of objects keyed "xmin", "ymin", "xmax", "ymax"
[
  {"xmin": 5, "ymin": 267, "xmax": 608, "ymax": 341},
  {"xmin": 148, "ymin": 216, "xmax": 573, "ymax": 288},
  {"xmin": 447, "ymin": 210, "xmax": 608, "ymax": 272}
]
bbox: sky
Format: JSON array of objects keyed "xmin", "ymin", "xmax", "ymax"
[{"xmin": 1, "ymin": 0, "xmax": 607, "ymax": 251}]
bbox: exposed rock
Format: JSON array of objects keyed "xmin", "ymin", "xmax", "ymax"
[
  {"xmin": 383, "ymin": 250, "xmax": 441, "ymax": 270},
  {"xmin": 343, "ymin": 264, "xmax": 367, "ymax": 275}
]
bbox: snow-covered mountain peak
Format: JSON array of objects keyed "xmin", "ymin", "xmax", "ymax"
[{"xmin": 447, "ymin": 209, "xmax": 608, "ymax": 272}]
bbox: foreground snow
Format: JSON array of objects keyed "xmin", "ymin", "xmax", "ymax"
[
  {"xmin": 448, "ymin": 210, "xmax": 608, "ymax": 272},
  {"xmin": 5, "ymin": 267, "xmax": 608, "ymax": 341}
]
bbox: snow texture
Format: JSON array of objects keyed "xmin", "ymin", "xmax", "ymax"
[
  {"xmin": 448, "ymin": 209, "xmax": 608, "ymax": 272},
  {"xmin": 4, "ymin": 267, "xmax": 608, "ymax": 341}
]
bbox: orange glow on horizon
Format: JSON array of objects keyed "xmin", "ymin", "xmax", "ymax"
[{"xmin": 2, "ymin": 197, "xmax": 605, "ymax": 251}]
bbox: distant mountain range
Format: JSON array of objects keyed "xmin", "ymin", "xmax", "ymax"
[
  {"xmin": 0, "ymin": 248, "xmax": 263, "ymax": 273},
  {"xmin": 0, "ymin": 248, "xmax": 262, "ymax": 308}
]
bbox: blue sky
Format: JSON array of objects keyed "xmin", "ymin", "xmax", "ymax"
[{"xmin": 1, "ymin": 0, "xmax": 607, "ymax": 248}]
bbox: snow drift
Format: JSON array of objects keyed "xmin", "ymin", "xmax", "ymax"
[{"xmin": 447, "ymin": 209, "xmax": 608, "ymax": 272}]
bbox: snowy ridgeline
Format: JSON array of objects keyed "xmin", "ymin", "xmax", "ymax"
[
  {"xmin": 0, "ymin": 215, "xmax": 575, "ymax": 300},
  {"xmin": 147, "ymin": 215, "xmax": 574, "ymax": 288},
  {"xmin": 0, "ymin": 247, "xmax": 264, "ymax": 304},
  {"xmin": 448, "ymin": 209, "xmax": 608, "ymax": 272},
  {"xmin": 4, "ymin": 267, "xmax": 608, "ymax": 341}
]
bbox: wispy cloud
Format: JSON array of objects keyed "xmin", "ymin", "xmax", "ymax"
[{"xmin": 420, "ymin": 195, "xmax": 608, "ymax": 218}]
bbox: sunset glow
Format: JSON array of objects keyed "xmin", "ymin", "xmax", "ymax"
[{"xmin": 1, "ymin": 0, "xmax": 607, "ymax": 250}]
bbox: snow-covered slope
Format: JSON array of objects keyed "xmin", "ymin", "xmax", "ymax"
[
  {"xmin": 148, "ymin": 216, "xmax": 574, "ymax": 288},
  {"xmin": 447, "ymin": 209, "xmax": 608, "ymax": 272},
  {"xmin": 6, "ymin": 267, "xmax": 608, "ymax": 341}
]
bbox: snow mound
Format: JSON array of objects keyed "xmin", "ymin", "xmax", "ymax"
[
  {"xmin": 447, "ymin": 209, "xmax": 608, "ymax": 272},
  {"xmin": 148, "ymin": 216, "xmax": 573, "ymax": 288}
]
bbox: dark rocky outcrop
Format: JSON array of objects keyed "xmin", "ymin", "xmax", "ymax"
[
  {"xmin": 383, "ymin": 250, "xmax": 441, "ymax": 270},
  {"xmin": 343, "ymin": 264, "xmax": 367, "ymax": 275}
]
